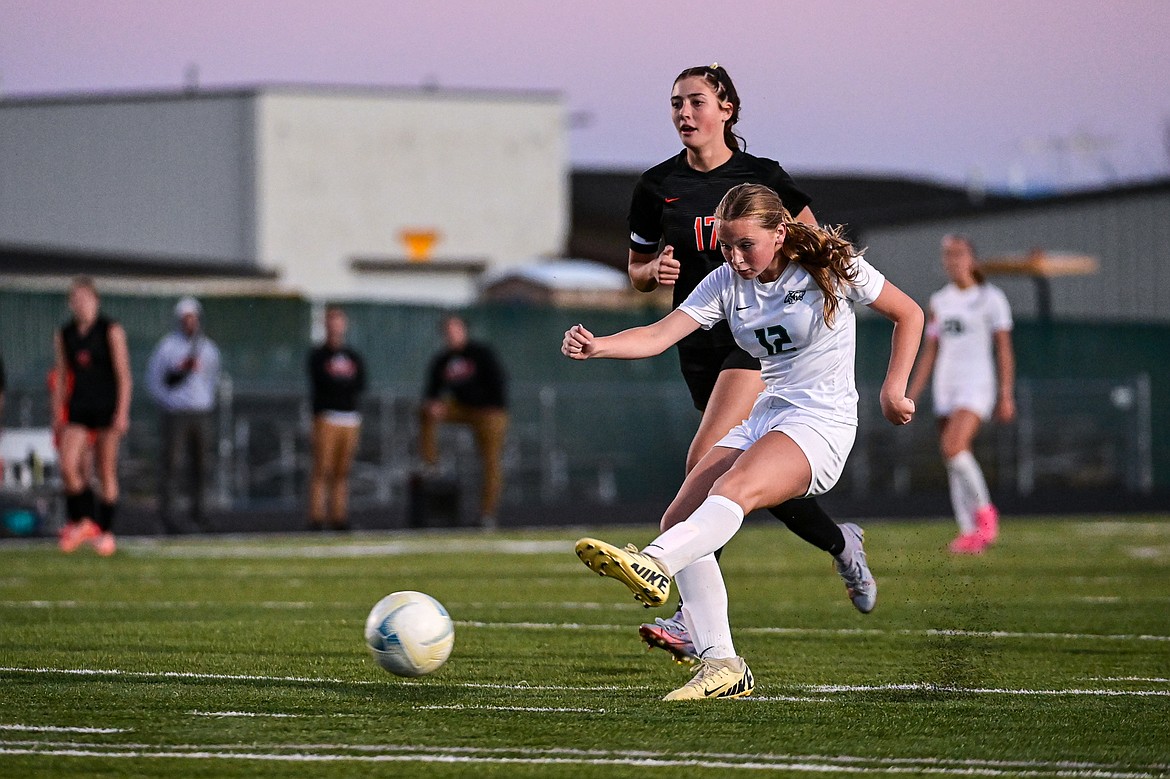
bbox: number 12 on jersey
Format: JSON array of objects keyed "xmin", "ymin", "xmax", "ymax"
[{"xmin": 754, "ymin": 325, "xmax": 793, "ymax": 355}]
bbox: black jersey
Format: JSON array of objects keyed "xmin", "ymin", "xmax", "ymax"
[
  {"xmin": 61, "ymin": 315, "xmax": 118, "ymax": 416},
  {"xmin": 628, "ymin": 150, "xmax": 811, "ymax": 351}
]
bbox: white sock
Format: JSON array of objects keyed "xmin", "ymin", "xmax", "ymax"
[
  {"xmin": 946, "ymin": 450, "xmax": 991, "ymax": 534},
  {"xmin": 644, "ymin": 495, "xmax": 745, "ymax": 577},
  {"xmin": 676, "ymin": 554, "xmax": 735, "ymax": 659},
  {"xmin": 946, "ymin": 463, "xmax": 976, "ymax": 534}
]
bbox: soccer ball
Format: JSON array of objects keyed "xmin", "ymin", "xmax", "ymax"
[{"xmin": 364, "ymin": 591, "xmax": 454, "ymax": 677}]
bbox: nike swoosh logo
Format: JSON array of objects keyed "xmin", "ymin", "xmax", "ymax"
[
  {"xmin": 664, "ymin": 197, "xmax": 680, "ymax": 203},
  {"xmin": 735, "ymin": 305, "xmax": 751, "ymax": 311}
]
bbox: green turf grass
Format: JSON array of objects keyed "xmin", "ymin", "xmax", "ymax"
[{"xmin": 1, "ymin": 516, "xmax": 1168, "ymax": 777}]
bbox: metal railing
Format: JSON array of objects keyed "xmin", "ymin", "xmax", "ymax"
[{"xmin": 0, "ymin": 374, "xmax": 1154, "ymax": 526}]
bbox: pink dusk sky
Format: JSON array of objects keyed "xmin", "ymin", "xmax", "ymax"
[{"xmin": 1, "ymin": 0, "xmax": 1167, "ymax": 192}]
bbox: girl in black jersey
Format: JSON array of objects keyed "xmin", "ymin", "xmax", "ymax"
[
  {"xmin": 628, "ymin": 64, "xmax": 870, "ymax": 661},
  {"xmin": 53, "ymin": 277, "xmax": 132, "ymax": 556}
]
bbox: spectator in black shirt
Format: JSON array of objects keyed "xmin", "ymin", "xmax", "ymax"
[
  {"xmin": 420, "ymin": 314, "xmax": 508, "ymax": 529},
  {"xmin": 307, "ymin": 305, "xmax": 367, "ymax": 531}
]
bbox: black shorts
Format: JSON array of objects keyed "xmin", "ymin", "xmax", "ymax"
[
  {"xmin": 68, "ymin": 405, "xmax": 116, "ymax": 430},
  {"xmin": 677, "ymin": 344, "xmax": 761, "ymax": 412}
]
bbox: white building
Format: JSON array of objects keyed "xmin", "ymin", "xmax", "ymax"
[{"xmin": 0, "ymin": 85, "xmax": 569, "ymax": 305}]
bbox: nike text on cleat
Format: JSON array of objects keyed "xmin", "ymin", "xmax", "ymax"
[
  {"xmin": 834, "ymin": 522, "xmax": 877, "ymax": 614},
  {"xmin": 639, "ymin": 613, "xmax": 697, "ymax": 664},
  {"xmin": 663, "ymin": 656, "xmax": 754, "ymax": 700},
  {"xmin": 574, "ymin": 538, "xmax": 670, "ymax": 608}
]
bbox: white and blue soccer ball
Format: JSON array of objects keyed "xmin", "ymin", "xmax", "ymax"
[{"xmin": 364, "ymin": 591, "xmax": 454, "ymax": 677}]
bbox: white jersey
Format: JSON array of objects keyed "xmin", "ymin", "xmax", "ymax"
[
  {"xmin": 680, "ymin": 255, "xmax": 886, "ymax": 425},
  {"xmin": 927, "ymin": 282, "xmax": 1012, "ymax": 393}
]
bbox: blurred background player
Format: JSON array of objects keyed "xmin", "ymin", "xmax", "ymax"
[
  {"xmin": 908, "ymin": 234, "xmax": 1016, "ymax": 554},
  {"xmin": 53, "ymin": 277, "xmax": 132, "ymax": 556},
  {"xmin": 567, "ymin": 183, "xmax": 922, "ymax": 699},
  {"xmin": 627, "ymin": 63, "xmax": 862, "ymax": 661},
  {"xmin": 147, "ymin": 296, "xmax": 222, "ymax": 534},
  {"xmin": 419, "ymin": 314, "xmax": 508, "ymax": 530},
  {"xmin": 307, "ymin": 305, "xmax": 367, "ymax": 531}
]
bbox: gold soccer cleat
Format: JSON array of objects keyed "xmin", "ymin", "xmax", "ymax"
[{"xmin": 574, "ymin": 538, "xmax": 671, "ymax": 608}]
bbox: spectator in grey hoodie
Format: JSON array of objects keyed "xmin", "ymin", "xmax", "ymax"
[{"xmin": 147, "ymin": 297, "xmax": 221, "ymax": 533}]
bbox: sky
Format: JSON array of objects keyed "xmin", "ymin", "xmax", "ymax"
[{"xmin": 2, "ymin": 1, "xmax": 1168, "ymax": 193}]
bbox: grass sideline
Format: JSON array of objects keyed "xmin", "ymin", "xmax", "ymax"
[{"xmin": 1, "ymin": 516, "xmax": 1168, "ymax": 778}]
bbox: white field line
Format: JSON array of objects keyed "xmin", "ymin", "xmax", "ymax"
[
  {"xmin": 8, "ymin": 600, "xmax": 1168, "ymax": 644},
  {"xmin": 190, "ymin": 711, "xmax": 301, "ymax": 718},
  {"xmin": 123, "ymin": 539, "xmax": 570, "ymax": 559},
  {"xmin": 1, "ymin": 666, "xmax": 1167, "ymax": 698},
  {"xmin": 0, "ymin": 741, "xmax": 1165, "ymax": 777},
  {"xmin": 3, "ymin": 739, "xmax": 1169, "ymax": 775},
  {"xmin": 0, "ymin": 724, "xmax": 129, "ymax": 734},
  {"xmin": 0, "ymin": 536, "xmax": 572, "ymax": 558},
  {"xmin": 460, "ymin": 620, "xmax": 1170, "ymax": 643},
  {"xmin": 804, "ymin": 683, "xmax": 1170, "ymax": 698},
  {"xmin": 415, "ymin": 705, "xmax": 606, "ymax": 713}
]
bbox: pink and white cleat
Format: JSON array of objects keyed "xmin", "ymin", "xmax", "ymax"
[
  {"xmin": 975, "ymin": 505, "xmax": 1000, "ymax": 546},
  {"xmin": 948, "ymin": 532, "xmax": 987, "ymax": 555}
]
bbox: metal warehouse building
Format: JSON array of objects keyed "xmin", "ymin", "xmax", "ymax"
[{"xmin": 0, "ymin": 85, "xmax": 569, "ymax": 305}]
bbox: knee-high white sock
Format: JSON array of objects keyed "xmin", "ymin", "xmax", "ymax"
[
  {"xmin": 946, "ymin": 464, "xmax": 975, "ymax": 534},
  {"xmin": 676, "ymin": 553, "xmax": 735, "ymax": 659},
  {"xmin": 643, "ymin": 495, "xmax": 745, "ymax": 577},
  {"xmin": 946, "ymin": 450, "xmax": 991, "ymax": 534}
]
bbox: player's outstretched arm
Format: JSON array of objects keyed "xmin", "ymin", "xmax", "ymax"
[
  {"xmin": 562, "ymin": 309, "xmax": 699, "ymax": 361},
  {"xmin": 868, "ymin": 280, "xmax": 924, "ymax": 426}
]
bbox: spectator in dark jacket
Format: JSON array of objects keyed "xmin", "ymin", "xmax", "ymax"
[{"xmin": 420, "ymin": 314, "xmax": 508, "ymax": 529}]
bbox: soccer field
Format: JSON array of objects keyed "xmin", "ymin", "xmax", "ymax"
[{"xmin": 1, "ymin": 516, "xmax": 1168, "ymax": 778}]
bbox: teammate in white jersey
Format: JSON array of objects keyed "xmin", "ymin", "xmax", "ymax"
[
  {"xmin": 908, "ymin": 234, "xmax": 1016, "ymax": 555},
  {"xmin": 562, "ymin": 184, "xmax": 923, "ymax": 700}
]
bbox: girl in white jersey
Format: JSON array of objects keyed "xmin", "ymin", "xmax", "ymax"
[
  {"xmin": 563, "ymin": 184, "xmax": 923, "ymax": 700},
  {"xmin": 908, "ymin": 234, "xmax": 1016, "ymax": 555}
]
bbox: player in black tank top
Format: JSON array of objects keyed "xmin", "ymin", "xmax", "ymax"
[
  {"xmin": 62, "ymin": 316, "xmax": 118, "ymax": 428},
  {"xmin": 53, "ymin": 278, "xmax": 133, "ymax": 556},
  {"xmin": 626, "ymin": 65, "xmax": 871, "ymax": 662}
]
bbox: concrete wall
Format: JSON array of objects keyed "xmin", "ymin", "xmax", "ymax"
[
  {"xmin": 253, "ymin": 89, "xmax": 568, "ymax": 303},
  {"xmin": 0, "ymin": 94, "xmax": 255, "ymax": 262}
]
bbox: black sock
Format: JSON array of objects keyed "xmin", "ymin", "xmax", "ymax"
[
  {"xmin": 65, "ymin": 491, "xmax": 85, "ymax": 522},
  {"xmin": 81, "ymin": 489, "xmax": 96, "ymax": 522},
  {"xmin": 768, "ymin": 497, "xmax": 846, "ymax": 556},
  {"xmin": 96, "ymin": 501, "xmax": 117, "ymax": 532}
]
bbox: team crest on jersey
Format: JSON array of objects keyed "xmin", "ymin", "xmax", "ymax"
[{"xmin": 784, "ymin": 290, "xmax": 806, "ymax": 304}]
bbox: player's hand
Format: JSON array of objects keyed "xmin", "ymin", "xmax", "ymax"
[
  {"xmin": 112, "ymin": 411, "xmax": 130, "ymax": 436},
  {"xmin": 995, "ymin": 394, "xmax": 1016, "ymax": 424},
  {"xmin": 880, "ymin": 393, "xmax": 915, "ymax": 426},
  {"xmin": 562, "ymin": 324, "xmax": 594, "ymax": 360},
  {"xmin": 654, "ymin": 246, "xmax": 680, "ymax": 287}
]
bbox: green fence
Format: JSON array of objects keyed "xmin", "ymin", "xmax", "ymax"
[{"xmin": 2, "ymin": 288, "xmax": 1168, "ymax": 498}]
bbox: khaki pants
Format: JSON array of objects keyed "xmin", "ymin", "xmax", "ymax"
[
  {"xmin": 420, "ymin": 402, "xmax": 508, "ymax": 519},
  {"xmin": 309, "ymin": 417, "xmax": 361, "ymax": 525}
]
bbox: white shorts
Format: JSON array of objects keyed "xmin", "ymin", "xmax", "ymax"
[
  {"xmin": 933, "ymin": 383, "xmax": 995, "ymax": 420},
  {"xmin": 715, "ymin": 397, "xmax": 857, "ymax": 498}
]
